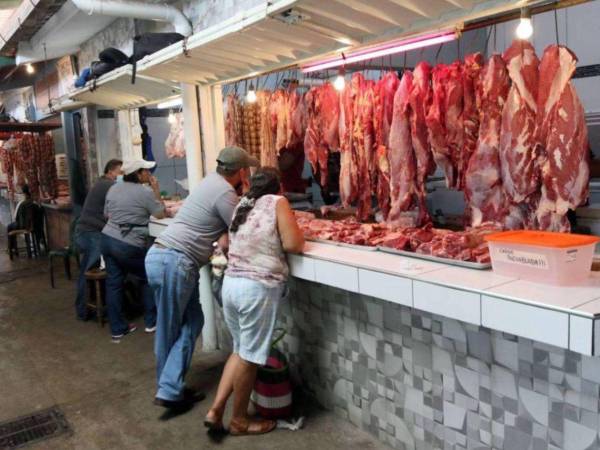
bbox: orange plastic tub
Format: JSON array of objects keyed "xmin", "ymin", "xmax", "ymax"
[{"xmin": 485, "ymin": 231, "xmax": 600, "ymax": 285}]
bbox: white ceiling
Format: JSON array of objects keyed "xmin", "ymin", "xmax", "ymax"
[
  {"xmin": 69, "ymin": 67, "xmax": 181, "ymax": 109},
  {"xmin": 136, "ymin": 0, "xmax": 534, "ymax": 86}
]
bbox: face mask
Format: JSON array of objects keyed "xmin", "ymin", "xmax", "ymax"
[{"xmin": 116, "ymin": 175, "xmax": 124, "ymax": 183}]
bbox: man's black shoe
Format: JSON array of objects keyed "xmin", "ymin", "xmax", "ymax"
[{"xmin": 154, "ymin": 389, "xmax": 206, "ymax": 409}]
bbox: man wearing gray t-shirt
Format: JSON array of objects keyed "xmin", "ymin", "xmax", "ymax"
[{"xmin": 146, "ymin": 146, "xmax": 258, "ymax": 409}]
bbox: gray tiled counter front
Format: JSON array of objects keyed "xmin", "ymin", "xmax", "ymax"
[
  {"xmin": 289, "ymin": 243, "xmax": 600, "ymax": 356},
  {"xmin": 273, "ymin": 278, "xmax": 600, "ymax": 450}
]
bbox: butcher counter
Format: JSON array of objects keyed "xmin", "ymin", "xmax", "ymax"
[
  {"xmin": 150, "ymin": 217, "xmax": 600, "ymax": 356},
  {"xmin": 149, "ymin": 217, "xmax": 600, "ymax": 450}
]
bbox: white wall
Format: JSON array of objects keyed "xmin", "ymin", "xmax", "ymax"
[
  {"xmin": 95, "ymin": 113, "xmax": 120, "ymax": 173},
  {"xmin": 487, "ymin": 2, "xmax": 600, "ymax": 113},
  {"xmin": 0, "ymin": 87, "xmax": 35, "ymax": 122},
  {"xmin": 146, "ymin": 115, "xmax": 188, "ymax": 198}
]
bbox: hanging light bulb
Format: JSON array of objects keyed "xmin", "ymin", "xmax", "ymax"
[
  {"xmin": 334, "ymin": 67, "xmax": 346, "ymax": 91},
  {"xmin": 168, "ymin": 111, "xmax": 176, "ymax": 124},
  {"xmin": 516, "ymin": 9, "xmax": 533, "ymax": 40},
  {"xmin": 26, "ymin": 63, "xmax": 35, "ymax": 74},
  {"xmin": 246, "ymin": 83, "xmax": 257, "ymax": 103}
]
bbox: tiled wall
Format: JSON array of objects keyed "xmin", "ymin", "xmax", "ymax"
[{"xmin": 253, "ymin": 278, "xmax": 600, "ymax": 450}]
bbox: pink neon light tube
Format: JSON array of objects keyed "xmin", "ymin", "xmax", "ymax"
[{"xmin": 302, "ymin": 31, "xmax": 457, "ymax": 73}]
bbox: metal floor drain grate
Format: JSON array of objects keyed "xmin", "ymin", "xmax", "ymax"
[{"xmin": 0, "ymin": 406, "xmax": 71, "ymax": 449}]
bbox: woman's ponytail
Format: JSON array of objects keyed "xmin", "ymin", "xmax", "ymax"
[{"xmin": 230, "ymin": 167, "xmax": 281, "ymax": 233}]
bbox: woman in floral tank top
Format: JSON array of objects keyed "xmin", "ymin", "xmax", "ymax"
[{"xmin": 205, "ymin": 167, "xmax": 304, "ymax": 436}]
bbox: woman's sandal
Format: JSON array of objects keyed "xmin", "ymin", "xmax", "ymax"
[{"xmin": 229, "ymin": 418, "xmax": 277, "ymax": 436}]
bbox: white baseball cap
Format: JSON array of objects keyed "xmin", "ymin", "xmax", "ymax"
[{"xmin": 122, "ymin": 159, "xmax": 156, "ymax": 175}]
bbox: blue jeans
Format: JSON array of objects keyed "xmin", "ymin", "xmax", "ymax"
[
  {"xmin": 145, "ymin": 246, "xmax": 204, "ymax": 401},
  {"xmin": 101, "ymin": 234, "xmax": 156, "ymax": 335},
  {"xmin": 75, "ymin": 230, "xmax": 102, "ymax": 319}
]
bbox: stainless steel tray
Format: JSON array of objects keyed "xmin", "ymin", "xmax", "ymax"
[
  {"xmin": 306, "ymin": 237, "xmax": 378, "ymax": 251},
  {"xmin": 378, "ymin": 246, "xmax": 492, "ymax": 270},
  {"xmin": 306, "ymin": 237, "xmax": 339, "ymax": 246},
  {"xmin": 336, "ymin": 241, "xmax": 378, "ymax": 251}
]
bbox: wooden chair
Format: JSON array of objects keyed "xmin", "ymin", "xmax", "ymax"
[
  {"xmin": 85, "ymin": 268, "xmax": 107, "ymax": 327},
  {"xmin": 49, "ymin": 216, "xmax": 80, "ymax": 288},
  {"xmin": 8, "ymin": 202, "xmax": 38, "ymax": 260},
  {"xmin": 32, "ymin": 204, "xmax": 48, "ymax": 256}
]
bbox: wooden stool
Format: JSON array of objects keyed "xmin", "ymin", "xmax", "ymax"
[{"xmin": 85, "ymin": 269, "xmax": 107, "ymax": 327}]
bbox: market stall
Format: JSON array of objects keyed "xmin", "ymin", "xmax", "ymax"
[
  {"xmin": 81, "ymin": 0, "xmax": 600, "ymax": 447},
  {"xmin": 0, "ymin": 121, "xmax": 71, "ymax": 249}
]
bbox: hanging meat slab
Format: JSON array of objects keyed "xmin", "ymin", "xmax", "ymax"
[
  {"xmin": 444, "ymin": 61, "xmax": 464, "ymax": 190},
  {"xmin": 388, "ymin": 71, "xmax": 417, "ymax": 226},
  {"xmin": 500, "ymin": 41, "xmax": 540, "ymax": 203},
  {"xmin": 355, "ymin": 79, "xmax": 376, "ymax": 221},
  {"xmin": 374, "ymin": 71, "xmax": 400, "ymax": 219},
  {"xmin": 339, "ymin": 74, "xmax": 361, "ymax": 207},
  {"xmin": 165, "ymin": 113, "xmax": 185, "ymax": 158},
  {"xmin": 461, "ymin": 53, "xmax": 484, "ymax": 191},
  {"xmin": 499, "ymin": 41, "xmax": 540, "ymax": 229},
  {"xmin": 225, "ymin": 93, "xmax": 243, "ymax": 147},
  {"xmin": 270, "ymin": 89, "xmax": 288, "ymax": 153},
  {"xmin": 286, "ymin": 88, "xmax": 305, "ymax": 148},
  {"xmin": 464, "ymin": 54, "xmax": 510, "ymax": 227},
  {"xmin": 259, "ymin": 91, "xmax": 278, "ymax": 167},
  {"xmin": 535, "ymin": 45, "xmax": 588, "ymax": 231},
  {"xmin": 409, "ymin": 62, "xmax": 435, "ymax": 224},
  {"xmin": 426, "ymin": 65, "xmax": 456, "ymax": 188},
  {"xmin": 304, "ymin": 87, "xmax": 326, "ymax": 185},
  {"xmin": 319, "ymin": 82, "xmax": 340, "ymax": 151}
]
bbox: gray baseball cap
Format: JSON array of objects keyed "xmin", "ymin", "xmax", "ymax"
[{"xmin": 216, "ymin": 146, "xmax": 259, "ymax": 171}]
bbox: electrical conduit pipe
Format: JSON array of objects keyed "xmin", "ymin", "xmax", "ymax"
[{"xmin": 71, "ymin": 0, "xmax": 192, "ymax": 36}]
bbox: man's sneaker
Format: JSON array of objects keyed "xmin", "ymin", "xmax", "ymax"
[
  {"xmin": 111, "ymin": 324, "xmax": 137, "ymax": 343},
  {"xmin": 144, "ymin": 325, "xmax": 157, "ymax": 333}
]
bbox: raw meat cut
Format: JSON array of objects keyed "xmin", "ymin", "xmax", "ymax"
[
  {"xmin": 339, "ymin": 74, "xmax": 360, "ymax": 207},
  {"xmin": 224, "ymin": 93, "xmax": 243, "ymax": 147},
  {"xmin": 304, "ymin": 87, "xmax": 327, "ymax": 186},
  {"xmin": 426, "ymin": 65, "xmax": 455, "ymax": 188},
  {"xmin": 461, "ymin": 53, "xmax": 484, "ymax": 190},
  {"xmin": 270, "ymin": 89, "xmax": 288, "ymax": 153},
  {"xmin": 388, "ymin": 71, "xmax": 417, "ymax": 225},
  {"xmin": 464, "ymin": 54, "xmax": 510, "ymax": 227},
  {"xmin": 294, "ymin": 212, "xmax": 493, "ymax": 263},
  {"xmin": 409, "ymin": 62, "xmax": 435, "ymax": 224},
  {"xmin": 444, "ymin": 61, "xmax": 464, "ymax": 190},
  {"xmin": 303, "ymin": 83, "xmax": 339, "ymax": 187},
  {"xmin": 535, "ymin": 46, "xmax": 589, "ymax": 231},
  {"xmin": 259, "ymin": 91, "xmax": 278, "ymax": 167},
  {"xmin": 319, "ymin": 82, "xmax": 340, "ymax": 151},
  {"xmin": 286, "ymin": 88, "xmax": 304, "ymax": 148},
  {"xmin": 38, "ymin": 134, "xmax": 58, "ymax": 200},
  {"xmin": 354, "ymin": 77, "xmax": 376, "ymax": 221},
  {"xmin": 535, "ymin": 45, "xmax": 578, "ymax": 147},
  {"xmin": 500, "ymin": 40, "xmax": 540, "ymax": 214},
  {"xmin": 165, "ymin": 112, "xmax": 185, "ymax": 158},
  {"xmin": 374, "ymin": 71, "xmax": 400, "ymax": 219},
  {"xmin": 535, "ymin": 45, "xmax": 588, "ymax": 232}
]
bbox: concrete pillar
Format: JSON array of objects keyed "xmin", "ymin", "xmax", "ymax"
[
  {"xmin": 181, "ymin": 83, "xmax": 203, "ymax": 188},
  {"xmin": 182, "ymin": 82, "xmax": 218, "ymax": 351},
  {"xmin": 116, "ymin": 109, "xmax": 142, "ymax": 160},
  {"xmin": 197, "ymin": 84, "xmax": 226, "ymax": 173}
]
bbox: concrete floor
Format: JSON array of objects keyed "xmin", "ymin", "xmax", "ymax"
[{"xmin": 0, "ymin": 243, "xmax": 390, "ymax": 450}]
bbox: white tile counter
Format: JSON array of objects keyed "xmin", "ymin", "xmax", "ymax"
[
  {"xmin": 149, "ymin": 219, "xmax": 600, "ymax": 356},
  {"xmin": 294, "ymin": 241, "xmax": 600, "ymax": 356}
]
